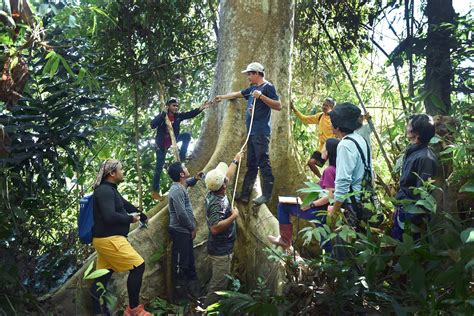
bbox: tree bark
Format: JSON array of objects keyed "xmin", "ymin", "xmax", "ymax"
[
  {"xmin": 424, "ymin": 0, "xmax": 455, "ymax": 115},
  {"xmin": 48, "ymin": 0, "xmax": 305, "ymax": 314}
]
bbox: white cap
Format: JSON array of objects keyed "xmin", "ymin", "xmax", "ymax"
[
  {"xmin": 241, "ymin": 62, "xmax": 265, "ymax": 74},
  {"xmin": 205, "ymin": 162, "xmax": 228, "ymax": 191}
]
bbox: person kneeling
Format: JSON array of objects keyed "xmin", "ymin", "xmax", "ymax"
[{"xmin": 268, "ymin": 138, "xmax": 339, "ymax": 252}]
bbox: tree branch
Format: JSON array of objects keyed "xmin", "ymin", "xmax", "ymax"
[{"xmin": 313, "ymin": 8, "xmax": 395, "ymax": 178}]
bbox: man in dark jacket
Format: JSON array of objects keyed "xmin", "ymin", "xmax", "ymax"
[
  {"xmin": 392, "ymin": 114, "xmax": 438, "ymax": 240},
  {"xmin": 150, "ymin": 97, "xmax": 209, "ymax": 199}
]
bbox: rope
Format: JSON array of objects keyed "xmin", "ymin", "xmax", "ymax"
[{"xmin": 230, "ymin": 95, "xmax": 257, "ymax": 210}]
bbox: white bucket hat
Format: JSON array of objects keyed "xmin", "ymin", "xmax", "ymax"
[
  {"xmin": 241, "ymin": 62, "xmax": 265, "ymax": 74},
  {"xmin": 205, "ymin": 162, "xmax": 229, "ymax": 191}
]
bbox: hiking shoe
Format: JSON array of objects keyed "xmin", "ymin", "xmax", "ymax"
[
  {"xmin": 235, "ymin": 192, "xmax": 250, "ymax": 203},
  {"xmin": 151, "ymin": 191, "xmax": 161, "ymax": 200},
  {"xmin": 253, "ymin": 195, "xmax": 270, "ymax": 206},
  {"xmin": 123, "ymin": 304, "xmax": 152, "ymax": 316}
]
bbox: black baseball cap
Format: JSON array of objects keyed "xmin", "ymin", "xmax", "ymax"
[{"xmin": 329, "ymin": 102, "xmax": 362, "ymax": 131}]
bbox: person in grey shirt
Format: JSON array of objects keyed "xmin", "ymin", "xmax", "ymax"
[{"xmin": 167, "ymin": 162, "xmax": 201, "ymax": 302}]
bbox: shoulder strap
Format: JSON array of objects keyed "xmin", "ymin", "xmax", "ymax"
[
  {"xmin": 345, "ymin": 136, "xmax": 371, "ymax": 170},
  {"xmin": 316, "ymin": 112, "xmax": 323, "ymax": 124}
]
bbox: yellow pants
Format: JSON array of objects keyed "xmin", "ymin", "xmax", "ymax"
[{"xmin": 92, "ymin": 236, "xmax": 144, "ymax": 272}]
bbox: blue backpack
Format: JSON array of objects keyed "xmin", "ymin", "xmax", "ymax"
[{"xmin": 78, "ymin": 194, "xmax": 94, "ymax": 244}]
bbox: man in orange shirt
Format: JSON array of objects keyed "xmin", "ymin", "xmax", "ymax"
[{"xmin": 291, "ymin": 97, "xmax": 335, "ymax": 177}]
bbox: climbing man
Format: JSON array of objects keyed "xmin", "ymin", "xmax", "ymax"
[
  {"xmin": 290, "ymin": 97, "xmax": 336, "ymax": 178},
  {"xmin": 214, "ymin": 62, "xmax": 281, "ymax": 206},
  {"xmin": 203, "ymin": 151, "xmax": 242, "ymax": 307},
  {"xmin": 150, "ymin": 97, "xmax": 209, "ymax": 200}
]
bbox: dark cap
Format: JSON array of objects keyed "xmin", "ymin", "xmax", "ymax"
[
  {"xmin": 328, "ymin": 102, "xmax": 362, "ymax": 131},
  {"xmin": 166, "ymin": 97, "xmax": 178, "ymax": 106}
]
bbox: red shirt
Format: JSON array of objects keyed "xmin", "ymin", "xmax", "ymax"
[{"xmin": 161, "ymin": 113, "xmax": 175, "ymax": 148}]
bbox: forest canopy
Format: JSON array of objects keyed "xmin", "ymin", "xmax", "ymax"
[{"xmin": 0, "ymin": 0, "xmax": 472, "ymax": 314}]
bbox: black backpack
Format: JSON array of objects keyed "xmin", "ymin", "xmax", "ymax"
[{"xmin": 344, "ymin": 136, "xmax": 383, "ymax": 230}]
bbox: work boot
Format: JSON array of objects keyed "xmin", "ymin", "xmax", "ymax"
[
  {"xmin": 187, "ymin": 279, "xmax": 201, "ymax": 299},
  {"xmin": 268, "ymin": 224, "xmax": 293, "ymax": 249},
  {"xmin": 235, "ymin": 191, "xmax": 250, "ymax": 203},
  {"xmin": 173, "ymin": 280, "xmax": 189, "ymax": 303},
  {"xmin": 253, "ymin": 178, "xmax": 274, "ymax": 206}
]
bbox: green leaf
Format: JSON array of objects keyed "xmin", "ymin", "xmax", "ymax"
[
  {"xmin": 464, "ymin": 259, "xmax": 474, "ymax": 271},
  {"xmin": 83, "ymin": 261, "xmax": 94, "ymax": 279},
  {"xmin": 460, "ymin": 228, "xmax": 474, "ymax": 244},
  {"xmin": 0, "ymin": 10, "xmax": 16, "ymax": 28},
  {"xmin": 85, "ymin": 269, "xmax": 111, "ymax": 280},
  {"xmin": 410, "ymin": 264, "xmax": 426, "ymax": 294},
  {"xmin": 77, "ymin": 67, "xmax": 86, "ymax": 82},
  {"xmin": 90, "ymin": 6, "xmax": 117, "ymax": 26},
  {"xmin": 50, "ymin": 55, "xmax": 60, "ymax": 79},
  {"xmin": 459, "ymin": 179, "xmax": 474, "ymax": 193},
  {"xmin": 91, "ymin": 14, "xmax": 97, "ymax": 35},
  {"xmin": 45, "ymin": 51, "xmax": 56, "ymax": 59},
  {"xmin": 60, "ymin": 57, "xmax": 76, "ymax": 78},
  {"xmin": 302, "ymin": 192, "xmax": 318, "ymax": 205},
  {"xmin": 415, "ymin": 197, "xmax": 436, "ymax": 213},
  {"xmin": 404, "ymin": 204, "xmax": 427, "ymax": 214},
  {"xmin": 312, "ymin": 229, "xmax": 321, "ymax": 242}
]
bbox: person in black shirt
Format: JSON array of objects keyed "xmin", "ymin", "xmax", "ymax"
[
  {"xmin": 392, "ymin": 114, "xmax": 438, "ymax": 241},
  {"xmin": 90, "ymin": 159, "xmax": 151, "ymax": 316}
]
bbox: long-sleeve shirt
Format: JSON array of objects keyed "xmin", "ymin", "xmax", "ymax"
[
  {"xmin": 93, "ymin": 182, "xmax": 138, "ymax": 237},
  {"xmin": 168, "ymin": 182, "xmax": 196, "ymax": 234},
  {"xmin": 150, "ymin": 108, "xmax": 202, "ymax": 149},
  {"xmin": 396, "ymin": 144, "xmax": 437, "ymax": 202},
  {"xmin": 293, "ymin": 109, "xmax": 335, "ymax": 151},
  {"xmin": 334, "ymin": 133, "xmax": 371, "ymax": 203}
]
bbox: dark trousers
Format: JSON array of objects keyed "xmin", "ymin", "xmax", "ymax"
[
  {"xmin": 90, "ymin": 263, "xmax": 145, "ymax": 314},
  {"xmin": 152, "ymin": 132, "xmax": 191, "ymax": 191},
  {"xmin": 169, "ymin": 229, "xmax": 197, "ymax": 283},
  {"xmin": 392, "ymin": 205, "xmax": 425, "ymax": 241},
  {"xmin": 241, "ymin": 134, "xmax": 274, "ymax": 196}
]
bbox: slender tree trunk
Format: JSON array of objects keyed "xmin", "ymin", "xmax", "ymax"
[
  {"xmin": 424, "ymin": 0, "xmax": 455, "ymax": 115},
  {"xmin": 315, "ymin": 10, "xmax": 395, "ymax": 177},
  {"xmin": 405, "ymin": 0, "xmax": 415, "ymax": 110},
  {"xmin": 48, "ymin": 1, "xmax": 302, "ymax": 313},
  {"xmin": 133, "ymin": 87, "xmax": 143, "ymax": 210}
]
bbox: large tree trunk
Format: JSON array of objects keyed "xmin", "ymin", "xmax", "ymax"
[
  {"xmin": 47, "ymin": 1, "xmax": 304, "ymax": 314},
  {"xmin": 423, "ymin": 0, "xmax": 455, "ymax": 115}
]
